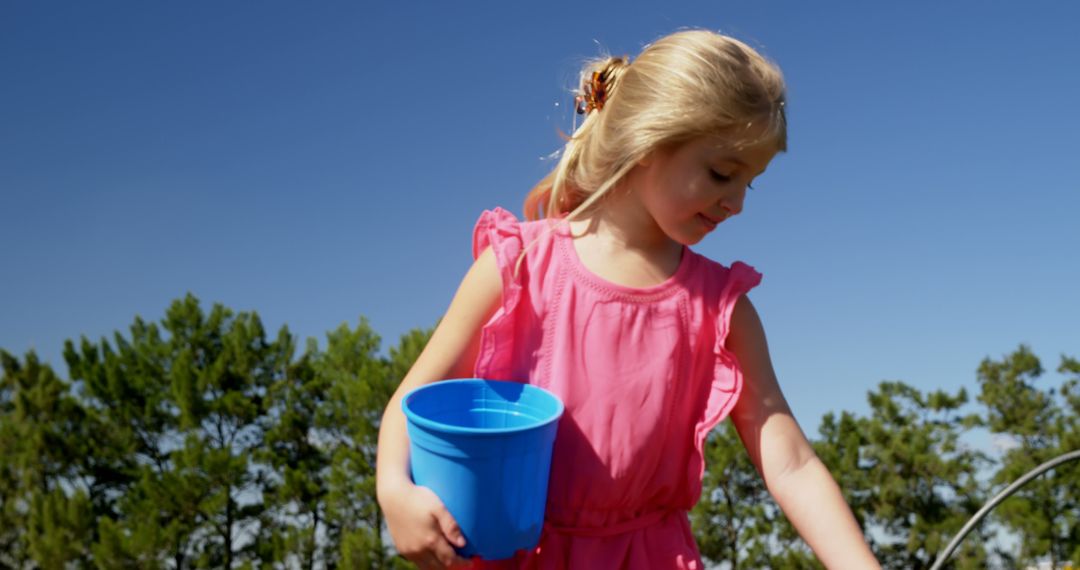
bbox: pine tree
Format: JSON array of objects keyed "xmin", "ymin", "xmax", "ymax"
[
  {"xmin": 317, "ymin": 321, "xmax": 431, "ymax": 568},
  {"xmin": 256, "ymin": 345, "xmax": 330, "ymax": 569},
  {"xmin": 1058, "ymin": 356, "xmax": 1080, "ymax": 564},
  {"xmin": 67, "ymin": 294, "xmax": 293, "ymax": 568},
  {"xmin": 692, "ymin": 420, "xmax": 820, "ymax": 569},
  {"xmin": 0, "ymin": 350, "xmax": 96, "ymax": 567},
  {"xmin": 978, "ymin": 346, "xmax": 1080, "ymax": 567},
  {"xmin": 870, "ymin": 382, "xmax": 985, "ymax": 568}
]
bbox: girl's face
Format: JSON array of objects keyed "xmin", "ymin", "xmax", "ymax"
[{"xmin": 631, "ymin": 135, "xmax": 778, "ymax": 246}]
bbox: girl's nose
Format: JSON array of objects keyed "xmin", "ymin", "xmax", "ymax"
[{"xmin": 720, "ymin": 189, "xmax": 745, "ymax": 217}]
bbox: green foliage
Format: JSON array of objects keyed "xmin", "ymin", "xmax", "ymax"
[
  {"xmin": 1059, "ymin": 357, "xmax": 1080, "ymax": 564},
  {"xmin": 256, "ymin": 347, "xmax": 328, "ymax": 569},
  {"xmin": 0, "ymin": 350, "xmax": 96, "ymax": 568},
  {"xmin": 2, "ymin": 296, "xmax": 1076, "ymax": 568},
  {"xmin": 26, "ymin": 488, "xmax": 95, "ymax": 568},
  {"xmin": 819, "ymin": 381, "xmax": 988, "ymax": 569},
  {"xmin": 692, "ymin": 421, "xmax": 819, "ymax": 569},
  {"xmin": 317, "ymin": 321, "xmax": 433, "ymax": 569},
  {"xmin": 977, "ymin": 345, "xmax": 1080, "ymax": 567},
  {"xmin": 59, "ymin": 294, "xmax": 292, "ymax": 568}
]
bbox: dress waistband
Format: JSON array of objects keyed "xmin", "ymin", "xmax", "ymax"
[{"xmin": 543, "ymin": 509, "xmax": 680, "ymax": 538}]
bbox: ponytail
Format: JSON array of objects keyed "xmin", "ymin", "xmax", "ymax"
[{"xmin": 523, "ymin": 56, "xmax": 630, "ymax": 221}]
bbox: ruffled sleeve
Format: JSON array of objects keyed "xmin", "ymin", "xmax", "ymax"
[
  {"xmin": 693, "ymin": 261, "xmax": 763, "ymax": 477},
  {"xmin": 471, "ymin": 207, "xmax": 526, "ymax": 380}
]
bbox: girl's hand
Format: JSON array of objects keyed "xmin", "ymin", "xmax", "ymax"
[{"xmin": 383, "ymin": 482, "xmax": 472, "ymax": 569}]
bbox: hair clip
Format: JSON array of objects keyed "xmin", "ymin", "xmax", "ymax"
[{"xmin": 575, "ymin": 70, "xmax": 610, "ymax": 115}]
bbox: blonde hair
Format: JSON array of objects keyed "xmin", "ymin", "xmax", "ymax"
[{"xmin": 523, "ymin": 29, "xmax": 788, "ymax": 221}]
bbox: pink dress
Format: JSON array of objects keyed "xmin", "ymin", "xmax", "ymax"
[{"xmin": 470, "ymin": 208, "xmax": 761, "ymax": 569}]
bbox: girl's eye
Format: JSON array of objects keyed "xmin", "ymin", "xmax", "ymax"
[
  {"xmin": 747, "ymin": 183, "xmax": 755, "ymax": 191},
  {"xmin": 710, "ymin": 170, "xmax": 731, "ymax": 183}
]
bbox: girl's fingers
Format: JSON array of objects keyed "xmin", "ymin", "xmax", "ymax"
[
  {"xmin": 391, "ymin": 485, "xmax": 470, "ymax": 568},
  {"xmin": 434, "ymin": 505, "xmax": 467, "ymax": 548}
]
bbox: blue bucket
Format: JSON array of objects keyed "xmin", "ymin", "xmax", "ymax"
[{"xmin": 402, "ymin": 379, "xmax": 564, "ymax": 560}]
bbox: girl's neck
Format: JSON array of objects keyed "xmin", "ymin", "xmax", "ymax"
[
  {"xmin": 566, "ymin": 187, "xmax": 681, "ymax": 260},
  {"xmin": 564, "ymin": 188, "xmax": 685, "ymax": 288}
]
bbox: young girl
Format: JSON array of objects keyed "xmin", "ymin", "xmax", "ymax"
[{"xmin": 376, "ymin": 30, "xmax": 880, "ymax": 569}]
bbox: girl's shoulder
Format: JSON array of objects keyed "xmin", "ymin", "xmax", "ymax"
[
  {"xmin": 472, "ymin": 207, "xmax": 567, "ymax": 258},
  {"xmin": 683, "ymin": 248, "xmax": 763, "ymax": 297},
  {"xmin": 472, "ymin": 206, "xmax": 761, "ymax": 303}
]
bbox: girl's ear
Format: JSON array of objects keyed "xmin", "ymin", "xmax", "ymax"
[{"xmin": 636, "ymin": 152, "xmax": 654, "ymax": 168}]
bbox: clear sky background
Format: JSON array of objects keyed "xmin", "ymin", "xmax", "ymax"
[{"xmin": 2, "ymin": 2, "xmax": 1078, "ymax": 437}]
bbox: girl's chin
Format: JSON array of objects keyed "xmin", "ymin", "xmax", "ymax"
[{"xmin": 675, "ymin": 232, "xmax": 706, "ymax": 247}]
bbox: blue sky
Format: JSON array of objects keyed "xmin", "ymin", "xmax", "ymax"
[{"xmin": 2, "ymin": 2, "xmax": 1078, "ymax": 435}]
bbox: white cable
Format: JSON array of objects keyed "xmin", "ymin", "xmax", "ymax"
[{"xmin": 929, "ymin": 449, "xmax": 1080, "ymax": 570}]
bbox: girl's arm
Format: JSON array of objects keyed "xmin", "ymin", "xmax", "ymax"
[
  {"xmin": 376, "ymin": 246, "xmax": 503, "ymax": 568},
  {"xmin": 727, "ymin": 295, "xmax": 881, "ymax": 569}
]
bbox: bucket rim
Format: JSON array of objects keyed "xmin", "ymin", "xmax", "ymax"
[{"xmin": 402, "ymin": 378, "xmax": 565, "ymax": 436}]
